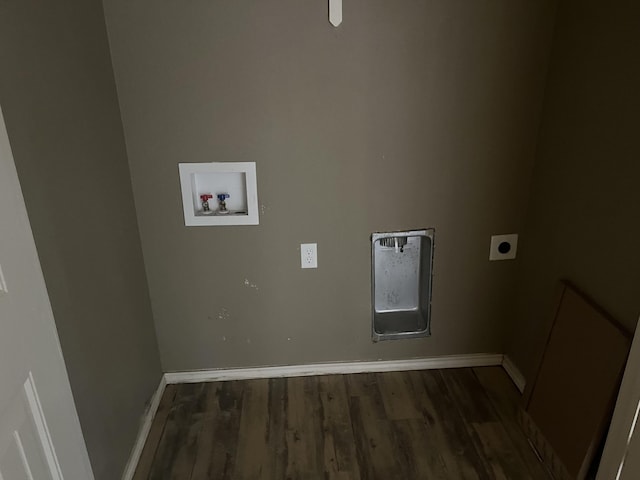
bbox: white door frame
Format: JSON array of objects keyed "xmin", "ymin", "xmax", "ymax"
[
  {"xmin": 0, "ymin": 104, "xmax": 94, "ymax": 479},
  {"xmin": 597, "ymin": 316, "xmax": 640, "ymax": 479}
]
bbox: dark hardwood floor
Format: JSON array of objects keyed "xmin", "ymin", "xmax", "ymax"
[{"xmin": 133, "ymin": 367, "xmax": 550, "ymax": 479}]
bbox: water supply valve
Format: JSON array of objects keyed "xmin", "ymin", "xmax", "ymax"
[
  {"xmin": 200, "ymin": 194, "xmax": 213, "ymax": 214},
  {"xmin": 217, "ymin": 193, "xmax": 230, "ymax": 214}
]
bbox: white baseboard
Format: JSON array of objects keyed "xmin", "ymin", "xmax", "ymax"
[
  {"xmin": 164, "ymin": 353, "xmax": 504, "ymax": 384},
  {"xmin": 502, "ymin": 355, "xmax": 526, "ymax": 393},
  {"xmin": 121, "ymin": 375, "xmax": 167, "ymax": 480}
]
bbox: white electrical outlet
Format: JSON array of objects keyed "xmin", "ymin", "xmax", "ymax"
[
  {"xmin": 300, "ymin": 243, "xmax": 318, "ymax": 269},
  {"xmin": 489, "ymin": 234, "xmax": 518, "ymax": 261},
  {"xmin": 0, "ymin": 263, "xmax": 7, "ymax": 294}
]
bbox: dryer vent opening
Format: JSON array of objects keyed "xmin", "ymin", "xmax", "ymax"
[{"xmin": 371, "ymin": 229, "xmax": 434, "ymax": 341}]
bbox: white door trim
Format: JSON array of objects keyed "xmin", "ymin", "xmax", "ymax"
[
  {"xmin": 0, "ymin": 104, "xmax": 94, "ymax": 479},
  {"xmin": 597, "ymin": 316, "xmax": 640, "ymax": 480},
  {"xmin": 23, "ymin": 372, "xmax": 64, "ymax": 480}
]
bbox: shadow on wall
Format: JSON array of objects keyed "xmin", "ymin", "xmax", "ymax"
[{"xmin": 506, "ymin": 0, "xmax": 640, "ymax": 381}]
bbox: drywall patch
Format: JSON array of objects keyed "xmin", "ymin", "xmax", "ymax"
[
  {"xmin": 217, "ymin": 308, "xmax": 231, "ymax": 321},
  {"xmin": 243, "ymin": 279, "xmax": 259, "ymax": 291}
]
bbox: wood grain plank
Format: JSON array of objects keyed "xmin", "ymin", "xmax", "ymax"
[
  {"xmin": 234, "ymin": 379, "xmax": 270, "ymax": 480},
  {"xmin": 407, "ymin": 370, "xmax": 479, "ymax": 479},
  {"xmin": 392, "ymin": 419, "xmax": 448, "ymax": 479},
  {"xmin": 419, "ymin": 370, "xmax": 486, "ymax": 479},
  {"xmin": 473, "ymin": 367, "xmax": 552, "ymax": 479},
  {"xmin": 438, "ymin": 369, "xmax": 503, "ymax": 479},
  {"xmin": 472, "ymin": 421, "xmax": 536, "ymax": 480},
  {"xmin": 189, "ymin": 383, "xmax": 218, "ymax": 480},
  {"xmin": 347, "ymin": 395, "xmax": 375, "ymax": 480},
  {"xmin": 347, "ymin": 374, "xmax": 407, "ymax": 480},
  {"xmin": 133, "ymin": 384, "xmax": 178, "ymax": 480},
  {"xmin": 346, "ymin": 373, "xmax": 386, "ymax": 419},
  {"xmin": 285, "ymin": 376, "xmax": 325, "ymax": 479},
  {"xmin": 446, "ymin": 369, "xmax": 545, "ymax": 479},
  {"xmin": 148, "ymin": 384, "xmax": 202, "ymax": 480},
  {"xmin": 170, "ymin": 383, "xmax": 208, "ymax": 478},
  {"xmin": 318, "ymin": 374, "xmax": 361, "ymax": 479},
  {"xmin": 266, "ymin": 378, "xmax": 287, "ymax": 479},
  {"xmin": 190, "ymin": 380, "xmax": 244, "ymax": 479},
  {"xmin": 376, "ymin": 371, "xmax": 422, "ymax": 420},
  {"xmin": 473, "ymin": 366, "xmax": 521, "ymax": 417},
  {"xmin": 137, "ymin": 368, "xmax": 549, "ymax": 479},
  {"xmin": 441, "ymin": 368, "xmax": 496, "ymax": 423}
]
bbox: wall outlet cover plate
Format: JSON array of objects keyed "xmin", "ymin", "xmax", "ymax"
[
  {"xmin": 489, "ymin": 234, "xmax": 518, "ymax": 261},
  {"xmin": 300, "ymin": 243, "xmax": 317, "ymax": 269}
]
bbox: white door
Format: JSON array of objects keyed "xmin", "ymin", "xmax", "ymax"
[
  {"xmin": 0, "ymin": 106, "xmax": 94, "ymax": 479},
  {"xmin": 597, "ymin": 315, "xmax": 640, "ymax": 480}
]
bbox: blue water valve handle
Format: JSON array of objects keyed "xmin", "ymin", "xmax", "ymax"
[{"xmin": 217, "ymin": 194, "xmax": 230, "ymax": 201}]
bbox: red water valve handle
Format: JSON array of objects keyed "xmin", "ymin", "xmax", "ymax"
[{"xmin": 200, "ymin": 194, "xmax": 213, "ymax": 202}]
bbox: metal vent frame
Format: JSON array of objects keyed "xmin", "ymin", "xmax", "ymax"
[{"xmin": 371, "ymin": 228, "xmax": 435, "ymax": 341}]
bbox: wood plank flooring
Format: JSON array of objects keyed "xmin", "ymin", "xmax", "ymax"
[{"xmin": 133, "ymin": 367, "xmax": 550, "ymax": 479}]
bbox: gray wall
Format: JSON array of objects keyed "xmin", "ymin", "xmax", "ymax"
[
  {"xmin": 103, "ymin": 0, "xmax": 556, "ymax": 371},
  {"xmin": 506, "ymin": 0, "xmax": 640, "ymax": 381},
  {"xmin": 0, "ymin": 1, "xmax": 162, "ymax": 478}
]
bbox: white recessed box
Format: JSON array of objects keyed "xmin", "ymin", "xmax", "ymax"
[{"xmin": 178, "ymin": 162, "xmax": 259, "ymax": 226}]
